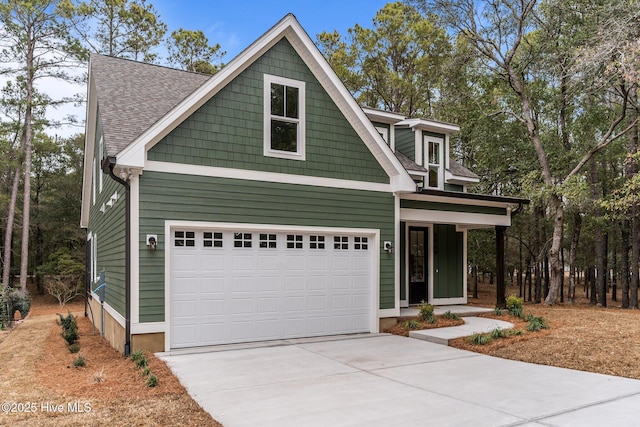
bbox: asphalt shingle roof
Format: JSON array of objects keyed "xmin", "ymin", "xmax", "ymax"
[{"xmin": 90, "ymin": 54, "xmax": 211, "ymax": 156}]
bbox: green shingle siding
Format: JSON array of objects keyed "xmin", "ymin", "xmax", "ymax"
[
  {"xmin": 395, "ymin": 127, "xmax": 414, "ymax": 160},
  {"xmin": 138, "ymin": 171, "xmax": 396, "ymax": 322},
  {"xmin": 444, "ymin": 183, "xmax": 464, "ymax": 192},
  {"xmin": 149, "ymin": 38, "xmax": 389, "ymax": 184},
  {"xmin": 400, "ymin": 199, "xmax": 507, "ymax": 216}
]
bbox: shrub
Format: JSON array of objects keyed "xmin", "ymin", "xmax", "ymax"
[
  {"xmin": 142, "ymin": 367, "xmax": 151, "ymax": 376},
  {"xmin": 493, "ymin": 307, "xmax": 503, "ymax": 316},
  {"xmin": 73, "ymin": 355, "xmax": 86, "ymax": 367},
  {"xmin": 442, "ymin": 311, "xmax": 460, "ymax": 320},
  {"xmin": 130, "ymin": 350, "xmax": 148, "ymax": 368},
  {"xmin": 490, "ymin": 328, "xmax": 507, "ymax": 339},
  {"xmin": 146, "ymin": 373, "xmax": 158, "ymax": 387},
  {"xmin": 418, "ymin": 301, "xmax": 434, "ymax": 321},
  {"xmin": 526, "ymin": 315, "xmax": 548, "ymax": 332},
  {"xmin": 68, "ymin": 342, "xmax": 81, "ymax": 353},
  {"xmin": 1, "ymin": 285, "xmax": 31, "ymax": 325},
  {"xmin": 506, "ymin": 294, "xmax": 524, "ymax": 318},
  {"xmin": 469, "ymin": 333, "xmax": 492, "ymax": 345},
  {"xmin": 404, "ymin": 319, "xmax": 421, "ymax": 330},
  {"xmin": 57, "ymin": 311, "xmax": 78, "ymax": 345}
]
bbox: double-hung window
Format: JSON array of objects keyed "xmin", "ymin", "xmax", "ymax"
[
  {"xmin": 424, "ymin": 136, "xmax": 444, "ymax": 189},
  {"xmin": 264, "ymin": 74, "xmax": 305, "ymax": 160}
]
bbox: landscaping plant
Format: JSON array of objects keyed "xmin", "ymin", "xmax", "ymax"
[
  {"xmin": 57, "ymin": 311, "xmax": 79, "ymax": 345},
  {"xmin": 418, "ymin": 301, "xmax": 436, "ymax": 323}
]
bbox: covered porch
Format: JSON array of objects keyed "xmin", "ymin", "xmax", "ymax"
[{"xmin": 398, "ymin": 189, "xmax": 529, "ymax": 308}]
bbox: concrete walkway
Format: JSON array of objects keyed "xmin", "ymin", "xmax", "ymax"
[
  {"xmin": 160, "ymin": 334, "xmax": 640, "ymax": 427},
  {"xmin": 409, "ymin": 316, "xmax": 515, "ymax": 345}
]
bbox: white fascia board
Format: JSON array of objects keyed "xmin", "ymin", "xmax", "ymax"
[
  {"xmin": 400, "ymin": 208, "xmax": 511, "ymax": 227},
  {"xmin": 80, "ymin": 71, "xmax": 97, "ymax": 229},
  {"xmin": 396, "ymin": 118, "xmax": 460, "ymax": 134},
  {"xmin": 362, "ymin": 107, "xmax": 407, "ymax": 124},
  {"xmin": 445, "ymin": 170, "xmax": 480, "ymax": 185}
]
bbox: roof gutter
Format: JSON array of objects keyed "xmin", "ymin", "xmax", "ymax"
[{"xmin": 101, "ymin": 155, "xmax": 131, "ymax": 357}]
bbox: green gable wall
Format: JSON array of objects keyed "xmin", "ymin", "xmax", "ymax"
[
  {"xmin": 148, "ymin": 38, "xmax": 389, "ymax": 184},
  {"xmin": 395, "ymin": 127, "xmax": 414, "ymax": 160},
  {"xmin": 137, "ymin": 171, "xmax": 396, "ymax": 322},
  {"xmin": 89, "ymin": 115, "xmax": 126, "ymax": 316}
]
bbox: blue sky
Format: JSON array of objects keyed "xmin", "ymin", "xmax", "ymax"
[{"xmin": 154, "ymin": 0, "xmax": 391, "ymax": 62}]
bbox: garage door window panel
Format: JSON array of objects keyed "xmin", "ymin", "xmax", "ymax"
[
  {"xmin": 204, "ymin": 232, "xmax": 223, "ymax": 248},
  {"xmin": 175, "ymin": 231, "xmax": 195, "ymax": 247},
  {"xmin": 234, "ymin": 233, "xmax": 252, "ymax": 248}
]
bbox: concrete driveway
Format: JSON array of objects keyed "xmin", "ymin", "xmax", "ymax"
[{"xmin": 159, "ymin": 334, "xmax": 640, "ymax": 427}]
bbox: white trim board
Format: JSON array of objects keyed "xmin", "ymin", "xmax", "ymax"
[
  {"xmin": 400, "ymin": 208, "xmax": 511, "ymax": 227},
  {"xmin": 145, "ymin": 160, "xmax": 392, "ymax": 193}
]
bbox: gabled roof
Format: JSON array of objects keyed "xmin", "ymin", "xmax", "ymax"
[
  {"xmin": 90, "ymin": 55, "xmax": 210, "ymax": 156},
  {"xmin": 81, "ymin": 14, "xmax": 417, "ymax": 227}
]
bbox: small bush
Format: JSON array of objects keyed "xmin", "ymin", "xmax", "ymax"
[
  {"xmin": 1, "ymin": 285, "xmax": 31, "ymax": 325},
  {"xmin": 68, "ymin": 342, "xmax": 81, "ymax": 353},
  {"xmin": 404, "ymin": 319, "xmax": 421, "ymax": 330},
  {"xmin": 442, "ymin": 311, "xmax": 460, "ymax": 320},
  {"xmin": 130, "ymin": 350, "xmax": 148, "ymax": 368},
  {"xmin": 509, "ymin": 329, "xmax": 524, "ymax": 336},
  {"xmin": 493, "ymin": 307, "xmax": 503, "ymax": 316},
  {"xmin": 73, "ymin": 355, "xmax": 86, "ymax": 367},
  {"xmin": 490, "ymin": 328, "xmax": 507, "ymax": 339},
  {"xmin": 469, "ymin": 333, "xmax": 492, "ymax": 345},
  {"xmin": 526, "ymin": 315, "xmax": 548, "ymax": 332},
  {"xmin": 506, "ymin": 294, "xmax": 524, "ymax": 318},
  {"xmin": 418, "ymin": 301, "xmax": 434, "ymax": 321},
  {"xmin": 146, "ymin": 373, "xmax": 158, "ymax": 387},
  {"xmin": 142, "ymin": 367, "xmax": 151, "ymax": 376},
  {"xmin": 57, "ymin": 311, "xmax": 78, "ymax": 345}
]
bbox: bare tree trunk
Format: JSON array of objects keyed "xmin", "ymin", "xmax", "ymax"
[
  {"xmin": 19, "ymin": 48, "xmax": 34, "ymax": 292},
  {"xmin": 621, "ymin": 221, "xmax": 630, "ymax": 308},
  {"xmin": 629, "ymin": 89, "xmax": 639, "ymax": 309},
  {"xmin": 568, "ymin": 211, "xmax": 582, "ymax": 304},
  {"xmin": 612, "ymin": 240, "xmax": 617, "ymax": 302},
  {"xmin": 518, "ymin": 238, "xmax": 523, "ymax": 297},
  {"xmin": 591, "ymin": 158, "xmax": 606, "ymax": 307},
  {"xmin": 2, "ymin": 164, "xmax": 21, "ymax": 287}
]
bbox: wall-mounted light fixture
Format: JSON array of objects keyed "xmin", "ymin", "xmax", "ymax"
[
  {"xmin": 146, "ymin": 234, "xmax": 158, "ymax": 251},
  {"xmin": 384, "ymin": 241, "xmax": 393, "ymax": 253}
]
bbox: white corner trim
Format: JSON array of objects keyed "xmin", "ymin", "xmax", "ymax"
[
  {"xmin": 130, "ymin": 174, "xmax": 140, "ymax": 324},
  {"xmin": 145, "ymin": 160, "xmax": 392, "ymax": 193}
]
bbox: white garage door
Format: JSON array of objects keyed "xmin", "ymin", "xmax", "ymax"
[{"xmin": 169, "ymin": 227, "xmax": 374, "ymax": 349}]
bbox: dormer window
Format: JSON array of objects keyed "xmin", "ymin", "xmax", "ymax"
[
  {"xmin": 264, "ymin": 74, "xmax": 305, "ymax": 160},
  {"xmin": 424, "ymin": 135, "xmax": 444, "ymax": 189}
]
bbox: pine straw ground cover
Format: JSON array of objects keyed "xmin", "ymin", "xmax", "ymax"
[
  {"xmin": 0, "ymin": 291, "xmax": 220, "ymax": 426},
  {"xmin": 448, "ymin": 282, "xmax": 640, "ymax": 380}
]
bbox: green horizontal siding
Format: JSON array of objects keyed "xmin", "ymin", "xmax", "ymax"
[
  {"xmin": 444, "ymin": 183, "xmax": 463, "ymax": 192},
  {"xmin": 138, "ymin": 171, "xmax": 396, "ymax": 322},
  {"xmin": 400, "ymin": 199, "xmax": 507, "ymax": 216},
  {"xmin": 88, "ymin": 115, "xmax": 126, "ymax": 316},
  {"xmin": 148, "ymin": 38, "xmax": 389, "ymax": 185}
]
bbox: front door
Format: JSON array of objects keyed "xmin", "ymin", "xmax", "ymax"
[{"xmin": 408, "ymin": 227, "xmax": 428, "ymax": 304}]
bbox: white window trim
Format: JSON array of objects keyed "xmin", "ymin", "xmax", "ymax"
[
  {"xmin": 424, "ymin": 135, "xmax": 444, "ymax": 190},
  {"xmin": 375, "ymin": 126, "xmax": 389, "ymax": 145},
  {"xmin": 98, "ymin": 136, "xmax": 104, "ymax": 194},
  {"xmin": 92, "ymin": 159, "xmax": 96, "ymax": 205},
  {"xmin": 263, "ymin": 74, "xmax": 306, "ymax": 161}
]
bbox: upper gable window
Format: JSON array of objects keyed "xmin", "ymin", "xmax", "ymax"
[{"xmin": 264, "ymin": 74, "xmax": 305, "ymax": 160}]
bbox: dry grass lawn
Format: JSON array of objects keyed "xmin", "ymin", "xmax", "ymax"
[{"xmin": 0, "ymin": 291, "xmax": 221, "ymax": 426}]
